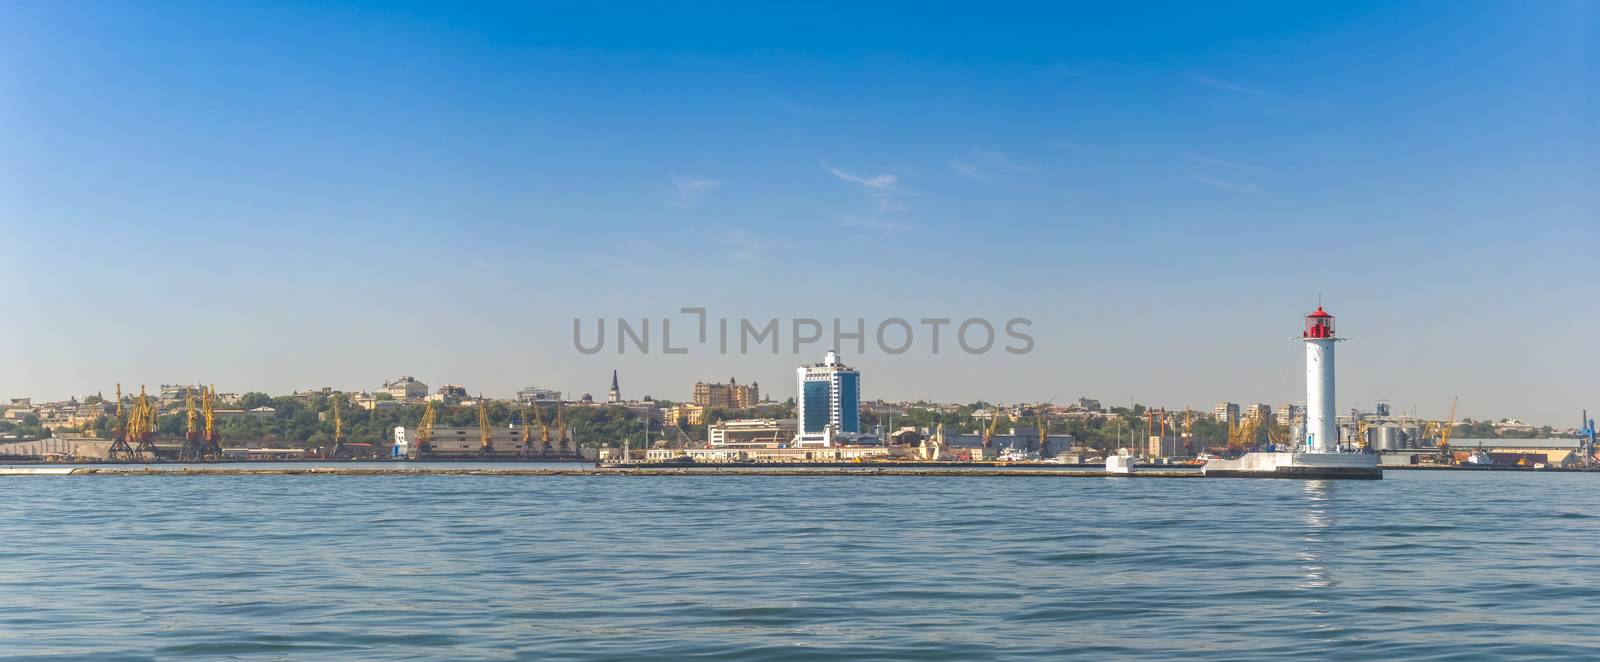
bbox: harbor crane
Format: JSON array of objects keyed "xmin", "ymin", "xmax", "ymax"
[
  {"xmin": 329, "ymin": 393, "xmax": 346, "ymax": 459},
  {"xmin": 556, "ymin": 405, "xmax": 572, "ymax": 454},
  {"xmin": 1438, "ymin": 397, "xmax": 1458, "ymax": 463},
  {"xmin": 478, "ymin": 396, "xmax": 494, "ymax": 458},
  {"xmin": 417, "ymin": 400, "xmax": 437, "ymax": 458},
  {"xmin": 1580, "ymin": 412, "xmax": 1593, "ymax": 466},
  {"xmin": 1032, "ymin": 396, "xmax": 1058, "ymax": 456},
  {"xmin": 981, "ymin": 405, "xmax": 1003, "ymax": 450},
  {"xmin": 107, "ymin": 384, "xmax": 134, "ymax": 461},
  {"xmin": 520, "ymin": 406, "xmax": 535, "ymax": 458},
  {"xmin": 1181, "ymin": 408, "xmax": 1196, "ymax": 456},
  {"xmin": 200, "ymin": 385, "xmax": 221, "ymax": 460},
  {"xmin": 133, "ymin": 385, "xmax": 158, "ymax": 460},
  {"xmin": 538, "ymin": 404, "xmax": 554, "ymax": 455},
  {"xmin": 180, "ymin": 391, "xmax": 202, "ymax": 461},
  {"xmin": 1228, "ymin": 414, "xmax": 1262, "ymax": 451}
]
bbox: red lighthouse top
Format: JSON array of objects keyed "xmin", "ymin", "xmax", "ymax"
[{"xmin": 1304, "ymin": 307, "xmax": 1335, "ymax": 339}]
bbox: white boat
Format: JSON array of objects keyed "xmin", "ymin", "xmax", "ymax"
[{"xmin": 997, "ymin": 448, "xmax": 1039, "ymax": 462}]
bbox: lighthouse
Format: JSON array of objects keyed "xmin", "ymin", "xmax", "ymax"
[
  {"xmin": 1200, "ymin": 305, "xmax": 1379, "ymax": 478},
  {"xmin": 1303, "ymin": 307, "xmax": 1339, "ymax": 453}
]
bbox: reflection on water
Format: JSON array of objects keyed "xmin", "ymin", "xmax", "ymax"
[
  {"xmin": 0, "ymin": 471, "xmax": 1597, "ymax": 659},
  {"xmin": 1297, "ymin": 479, "xmax": 1336, "ymax": 592}
]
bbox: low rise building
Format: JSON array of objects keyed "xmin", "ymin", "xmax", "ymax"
[
  {"xmin": 428, "ymin": 384, "xmax": 469, "ymax": 405},
  {"xmin": 664, "ymin": 403, "xmax": 705, "ymax": 426},
  {"xmin": 516, "ymin": 386, "xmax": 563, "ymax": 403},
  {"xmin": 708, "ymin": 418, "xmax": 797, "ymax": 447},
  {"xmin": 382, "ymin": 376, "xmax": 429, "ymax": 401},
  {"xmin": 644, "ymin": 444, "xmax": 897, "ymax": 463}
]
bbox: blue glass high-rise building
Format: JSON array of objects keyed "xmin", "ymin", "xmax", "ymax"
[{"xmin": 794, "ymin": 350, "xmax": 861, "ymax": 447}]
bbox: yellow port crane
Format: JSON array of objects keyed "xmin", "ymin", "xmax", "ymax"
[
  {"xmin": 1032, "ymin": 396, "xmax": 1058, "ymax": 456},
  {"xmin": 556, "ymin": 404, "xmax": 572, "ymax": 455},
  {"xmin": 200, "ymin": 385, "xmax": 221, "ymax": 460},
  {"xmin": 1438, "ymin": 396, "xmax": 1459, "ymax": 462},
  {"xmin": 1228, "ymin": 414, "xmax": 1262, "ymax": 450},
  {"xmin": 1035, "ymin": 406, "xmax": 1049, "ymax": 456},
  {"xmin": 981, "ymin": 405, "xmax": 1004, "ymax": 451},
  {"xmin": 133, "ymin": 385, "xmax": 158, "ymax": 460},
  {"xmin": 329, "ymin": 393, "xmax": 346, "ymax": 459},
  {"xmin": 478, "ymin": 395, "xmax": 495, "ymax": 459},
  {"xmin": 108, "ymin": 384, "xmax": 134, "ymax": 461},
  {"xmin": 520, "ymin": 406, "xmax": 534, "ymax": 458},
  {"xmin": 180, "ymin": 390, "xmax": 201, "ymax": 461},
  {"xmin": 416, "ymin": 400, "xmax": 437, "ymax": 459},
  {"xmin": 539, "ymin": 405, "xmax": 553, "ymax": 454}
]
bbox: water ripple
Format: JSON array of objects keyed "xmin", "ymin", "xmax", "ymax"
[{"xmin": 1, "ymin": 471, "xmax": 1597, "ymax": 659}]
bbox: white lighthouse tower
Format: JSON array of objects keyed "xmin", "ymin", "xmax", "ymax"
[
  {"xmin": 1200, "ymin": 304, "xmax": 1380, "ymax": 479},
  {"xmin": 1302, "ymin": 307, "xmax": 1339, "ymax": 453}
]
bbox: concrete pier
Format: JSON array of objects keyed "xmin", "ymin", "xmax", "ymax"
[{"xmin": 1, "ymin": 464, "xmax": 1209, "ymax": 478}]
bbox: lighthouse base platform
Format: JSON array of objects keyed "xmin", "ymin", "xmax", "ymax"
[{"xmin": 1202, "ymin": 452, "xmax": 1381, "ymax": 480}]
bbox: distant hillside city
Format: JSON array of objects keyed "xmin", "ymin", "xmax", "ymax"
[{"xmin": 0, "ymin": 356, "xmax": 1574, "ymax": 459}]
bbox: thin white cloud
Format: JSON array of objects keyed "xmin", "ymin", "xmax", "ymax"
[
  {"xmin": 821, "ymin": 159, "xmax": 898, "ymax": 190},
  {"xmin": 1191, "ymin": 173, "xmax": 1263, "ymax": 195},
  {"xmin": 1185, "ymin": 154, "xmax": 1262, "ymax": 171},
  {"xmin": 822, "ymin": 159, "xmax": 907, "ymax": 212},
  {"xmin": 670, "ymin": 177, "xmax": 721, "ymax": 209},
  {"xmin": 949, "ymin": 160, "xmax": 997, "ymax": 182},
  {"xmin": 836, "ymin": 214, "xmax": 914, "ymax": 234},
  {"xmin": 1191, "ymin": 74, "xmax": 1290, "ymax": 103}
]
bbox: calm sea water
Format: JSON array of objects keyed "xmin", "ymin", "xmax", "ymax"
[{"xmin": 2, "ymin": 471, "xmax": 1596, "ymax": 660}]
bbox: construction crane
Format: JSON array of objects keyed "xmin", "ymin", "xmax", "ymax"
[
  {"xmin": 180, "ymin": 390, "xmax": 201, "ymax": 461},
  {"xmin": 1032, "ymin": 396, "xmax": 1058, "ymax": 456},
  {"xmin": 981, "ymin": 405, "xmax": 1003, "ymax": 450},
  {"xmin": 1351, "ymin": 419, "xmax": 1371, "ymax": 452},
  {"xmin": 1579, "ymin": 410, "xmax": 1596, "ymax": 469},
  {"xmin": 477, "ymin": 395, "xmax": 494, "ymax": 459},
  {"xmin": 536, "ymin": 404, "xmax": 553, "ymax": 455},
  {"xmin": 1035, "ymin": 407, "xmax": 1049, "ymax": 456},
  {"xmin": 520, "ymin": 406, "xmax": 535, "ymax": 458},
  {"xmin": 416, "ymin": 400, "xmax": 436, "ymax": 459},
  {"xmin": 329, "ymin": 393, "xmax": 346, "ymax": 459},
  {"xmin": 1228, "ymin": 414, "xmax": 1262, "ymax": 451},
  {"xmin": 108, "ymin": 384, "xmax": 134, "ymax": 461},
  {"xmin": 1437, "ymin": 397, "xmax": 1459, "ymax": 463},
  {"xmin": 556, "ymin": 404, "xmax": 572, "ymax": 455},
  {"xmin": 1181, "ymin": 408, "xmax": 1196, "ymax": 456},
  {"xmin": 133, "ymin": 385, "xmax": 158, "ymax": 460},
  {"xmin": 200, "ymin": 385, "xmax": 221, "ymax": 460}
]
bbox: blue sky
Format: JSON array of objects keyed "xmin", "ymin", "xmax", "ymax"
[{"xmin": 2, "ymin": 1, "xmax": 1595, "ymax": 425}]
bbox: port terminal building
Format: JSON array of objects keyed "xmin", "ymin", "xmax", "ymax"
[{"xmin": 1377, "ymin": 438, "xmax": 1587, "ymax": 467}]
